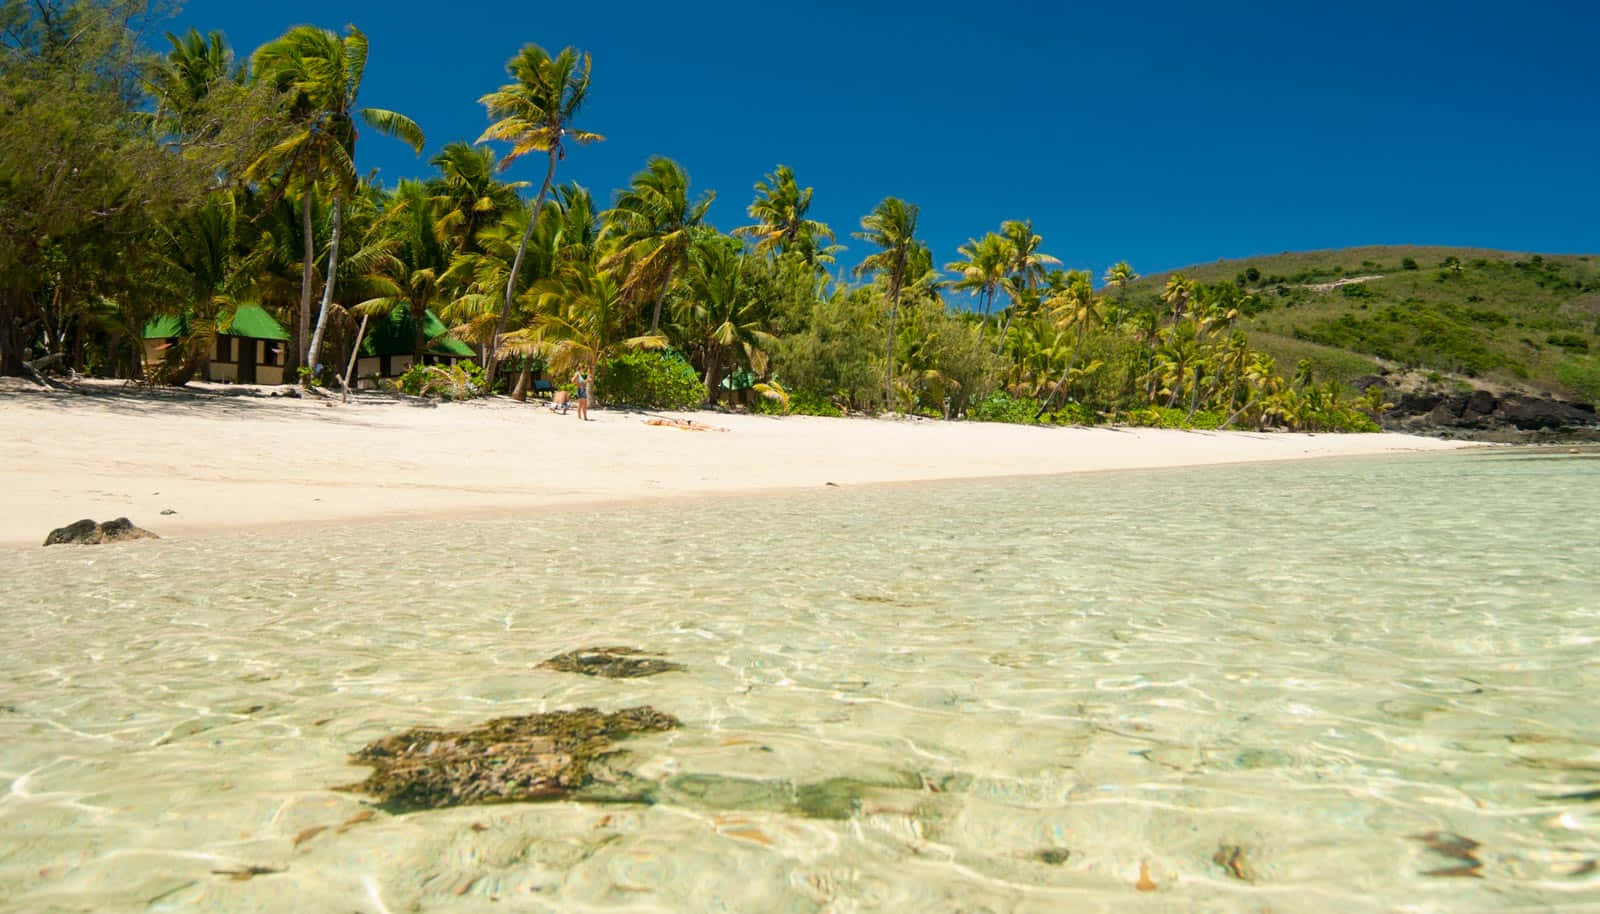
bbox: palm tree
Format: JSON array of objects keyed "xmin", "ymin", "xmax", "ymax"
[
  {"xmin": 1154, "ymin": 321, "xmax": 1201, "ymax": 408},
  {"xmin": 1036, "ymin": 273, "xmax": 1104, "ymax": 417},
  {"xmin": 1129, "ymin": 308, "xmax": 1163, "ymax": 402},
  {"xmin": 734, "ymin": 165, "xmax": 835, "ymax": 263},
  {"xmin": 427, "ymin": 141, "xmax": 524, "ymax": 255},
  {"xmin": 476, "ymin": 43, "xmax": 601, "ymax": 389},
  {"xmin": 506, "ymin": 259, "xmax": 666, "ymax": 388},
  {"xmin": 1103, "ymin": 261, "xmax": 1137, "ymax": 298},
  {"xmin": 1161, "ymin": 272, "xmax": 1195, "ymax": 323},
  {"xmin": 147, "ymin": 28, "xmax": 236, "ymax": 133},
  {"xmin": 356, "ymin": 179, "xmax": 449, "ymax": 364},
  {"xmin": 250, "ymin": 25, "xmax": 424, "ymax": 380},
  {"xmin": 945, "ymin": 232, "xmax": 1007, "ymax": 333},
  {"xmin": 681, "ymin": 237, "xmax": 778, "ymax": 404},
  {"xmin": 852, "ymin": 197, "xmax": 920, "ymax": 410},
  {"xmin": 603, "ymin": 156, "xmax": 713, "ymax": 334},
  {"xmin": 993, "ymin": 220, "xmax": 1060, "ymax": 355}
]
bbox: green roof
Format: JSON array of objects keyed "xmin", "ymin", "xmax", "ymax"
[
  {"xmin": 359, "ymin": 308, "xmax": 475, "ymax": 359},
  {"xmin": 142, "ymin": 304, "xmax": 289, "ymax": 342},
  {"xmin": 221, "ymin": 304, "xmax": 290, "ymax": 341}
]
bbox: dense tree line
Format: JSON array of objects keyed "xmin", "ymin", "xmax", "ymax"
[{"xmin": 0, "ymin": 0, "xmax": 1382, "ymax": 431}]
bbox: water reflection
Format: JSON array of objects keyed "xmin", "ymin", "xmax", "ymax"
[{"xmin": 1, "ymin": 452, "xmax": 1597, "ymax": 912}]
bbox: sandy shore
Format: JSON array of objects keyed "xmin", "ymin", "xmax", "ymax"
[{"xmin": 0, "ymin": 380, "xmax": 1473, "ymax": 547}]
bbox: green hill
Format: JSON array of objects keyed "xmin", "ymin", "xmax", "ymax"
[{"xmin": 1122, "ymin": 246, "xmax": 1600, "ymax": 402}]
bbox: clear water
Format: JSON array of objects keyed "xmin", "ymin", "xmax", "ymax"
[{"xmin": 2, "ymin": 452, "xmax": 1598, "ymax": 913}]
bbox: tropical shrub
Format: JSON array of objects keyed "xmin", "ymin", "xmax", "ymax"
[
  {"xmin": 599, "ymin": 350, "xmax": 703, "ymax": 409},
  {"xmin": 968, "ymin": 391, "xmax": 1037, "ymax": 424},
  {"xmin": 398, "ymin": 361, "xmax": 487, "ymax": 400},
  {"xmin": 753, "ymin": 388, "xmax": 844, "ymax": 417},
  {"xmin": 1042, "ymin": 402, "xmax": 1098, "ymax": 426},
  {"xmin": 1124, "ymin": 406, "xmax": 1224, "ymax": 429},
  {"xmin": 1556, "ymin": 357, "xmax": 1600, "ymax": 402}
]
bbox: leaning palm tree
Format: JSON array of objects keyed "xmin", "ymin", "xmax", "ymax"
[
  {"xmin": 250, "ymin": 25, "xmax": 424, "ymax": 379},
  {"xmin": 507, "ymin": 259, "xmax": 667, "ymax": 386},
  {"xmin": 476, "ymin": 43, "xmax": 601, "ymax": 388},
  {"xmin": 428, "ymin": 141, "xmax": 525, "ymax": 255},
  {"xmin": 993, "ymin": 220, "xmax": 1060, "ymax": 355},
  {"xmin": 733, "ymin": 165, "xmax": 835, "ymax": 263},
  {"xmin": 681, "ymin": 237, "xmax": 778, "ymax": 404},
  {"xmin": 1161, "ymin": 272, "xmax": 1195, "ymax": 323},
  {"xmin": 147, "ymin": 28, "xmax": 236, "ymax": 133},
  {"xmin": 1103, "ymin": 261, "xmax": 1137, "ymax": 298},
  {"xmin": 1036, "ymin": 273, "xmax": 1105, "ymax": 417},
  {"xmin": 603, "ymin": 156, "xmax": 713, "ymax": 334},
  {"xmin": 356, "ymin": 179, "xmax": 450, "ymax": 364},
  {"xmin": 852, "ymin": 197, "xmax": 920, "ymax": 410},
  {"xmin": 946, "ymin": 232, "xmax": 1008, "ymax": 333}
]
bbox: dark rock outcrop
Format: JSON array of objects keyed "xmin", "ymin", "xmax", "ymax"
[
  {"xmin": 1374, "ymin": 382, "xmax": 1598, "ymax": 438},
  {"xmin": 43, "ymin": 518, "xmax": 159, "ymax": 546},
  {"xmin": 539, "ymin": 646, "xmax": 686, "ymax": 678}
]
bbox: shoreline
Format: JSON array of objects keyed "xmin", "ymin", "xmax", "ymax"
[{"xmin": 0, "ymin": 380, "xmax": 1476, "ymax": 549}]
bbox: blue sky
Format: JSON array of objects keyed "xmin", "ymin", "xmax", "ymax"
[{"xmin": 170, "ymin": 0, "xmax": 1600, "ymax": 282}]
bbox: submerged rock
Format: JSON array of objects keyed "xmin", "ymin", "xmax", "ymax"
[
  {"xmin": 43, "ymin": 517, "xmax": 159, "ymax": 546},
  {"xmin": 656, "ymin": 769, "xmax": 927, "ymax": 820},
  {"xmin": 539, "ymin": 646, "xmax": 686, "ymax": 679},
  {"xmin": 340, "ymin": 705, "xmax": 679, "ymax": 812},
  {"xmin": 1213, "ymin": 844, "xmax": 1258, "ymax": 882}
]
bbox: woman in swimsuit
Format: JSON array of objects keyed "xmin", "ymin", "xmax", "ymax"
[{"xmin": 572, "ymin": 366, "xmax": 592, "ymax": 421}]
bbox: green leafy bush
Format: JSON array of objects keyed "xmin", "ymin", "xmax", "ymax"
[
  {"xmin": 751, "ymin": 388, "xmax": 844, "ymax": 417},
  {"xmin": 968, "ymin": 392, "xmax": 1038, "ymax": 424},
  {"xmin": 398, "ymin": 361, "xmax": 487, "ymax": 400},
  {"xmin": 1042, "ymin": 402, "xmax": 1098, "ymax": 426},
  {"xmin": 598, "ymin": 351, "xmax": 703, "ymax": 410},
  {"xmin": 1556, "ymin": 357, "xmax": 1600, "ymax": 403},
  {"xmin": 788, "ymin": 390, "xmax": 845, "ymax": 417}
]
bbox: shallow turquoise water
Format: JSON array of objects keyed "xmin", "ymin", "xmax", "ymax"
[{"xmin": 1, "ymin": 451, "xmax": 1598, "ymax": 912}]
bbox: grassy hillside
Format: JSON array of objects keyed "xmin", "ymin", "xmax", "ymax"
[{"xmin": 1121, "ymin": 246, "xmax": 1600, "ymax": 401}]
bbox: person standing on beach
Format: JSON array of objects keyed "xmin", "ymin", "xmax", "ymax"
[{"xmin": 572, "ymin": 365, "xmax": 593, "ymax": 421}]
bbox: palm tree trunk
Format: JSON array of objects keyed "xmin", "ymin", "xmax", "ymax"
[
  {"xmin": 1220, "ymin": 394, "xmax": 1260, "ymax": 429},
  {"xmin": 883, "ymin": 280, "xmax": 902, "ymax": 412},
  {"xmin": 290, "ymin": 192, "xmax": 314, "ymax": 377},
  {"xmin": 993, "ymin": 293, "xmax": 1020, "ymax": 359},
  {"xmin": 1183, "ymin": 366, "xmax": 1204, "ymax": 423},
  {"xmin": 341, "ymin": 312, "xmax": 369, "ymax": 402},
  {"xmin": 305, "ymin": 195, "xmax": 344, "ymax": 380},
  {"xmin": 703, "ymin": 345, "xmax": 722, "ymax": 405},
  {"xmin": 0, "ymin": 288, "xmax": 21, "ymax": 377},
  {"xmin": 648, "ymin": 261, "xmax": 678, "ymax": 335},
  {"xmin": 412, "ymin": 300, "xmax": 427, "ymax": 364},
  {"xmin": 487, "ymin": 151, "xmax": 558, "ymax": 391},
  {"xmin": 1036, "ymin": 325, "xmax": 1085, "ymax": 419}
]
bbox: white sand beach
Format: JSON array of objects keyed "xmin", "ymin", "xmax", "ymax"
[{"xmin": 0, "ymin": 380, "xmax": 1472, "ymax": 547}]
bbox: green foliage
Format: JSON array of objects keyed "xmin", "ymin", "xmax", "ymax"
[
  {"xmin": 1042, "ymin": 402, "xmax": 1098, "ymax": 426},
  {"xmin": 397, "ymin": 361, "xmax": 487, "ymax": 399},
  {"xmin": 598, "ymin": 350, "xmax": 703, "ymax": 409},
  {"xmin": 752, "ymin": 388, "xmax": 844, "ymax": 417},
  {"xmin": 1125, "ymin": 406, "xmax": 1205, "ymax": 428},
  {"xmin": 1556, "ymin": 357, "xmax": 1600, "ymax": 403},
  {"xmin": 969, "ymin": 392, "xmax": 1038, "ymax": 424}
]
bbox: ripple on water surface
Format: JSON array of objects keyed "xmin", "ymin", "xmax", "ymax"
[{"xmin": 1, "ymin": 451, "xmax": 1598, "ymax": 912}]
